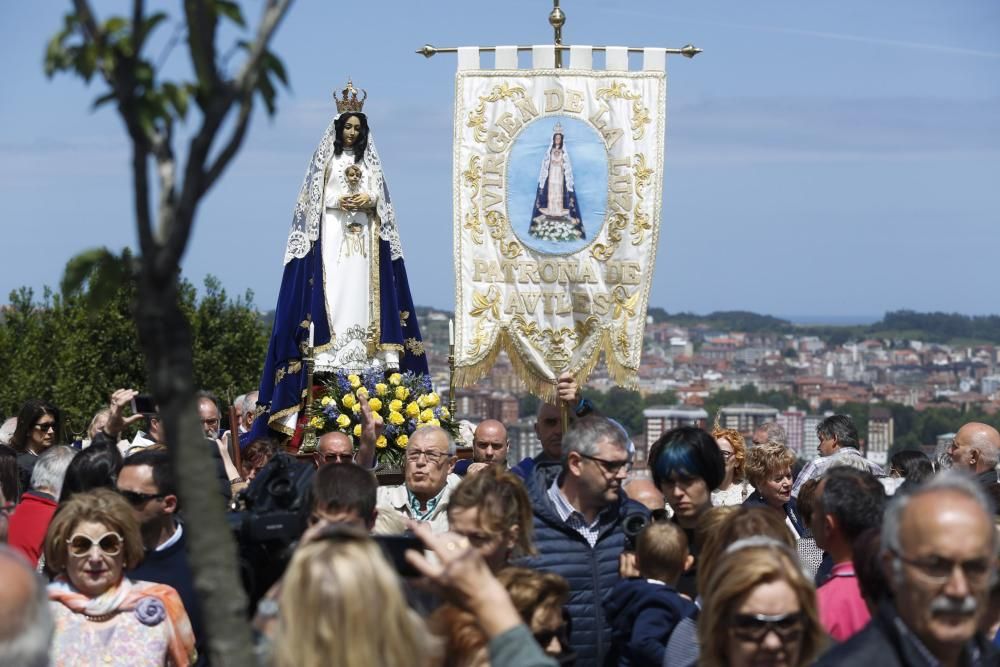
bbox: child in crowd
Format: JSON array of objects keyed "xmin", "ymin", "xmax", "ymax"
[{"xmin": 603, "ymin": 521, "xmax": 698, "ymax": 667}]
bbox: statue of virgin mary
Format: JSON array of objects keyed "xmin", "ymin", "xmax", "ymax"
[
  {"xmin": 529, "ymin": 123, "xmax": 585, "ymax": 242},
  {"xmin": 251, "ymin": 80, "xmax": 429, "ymax": 438}
]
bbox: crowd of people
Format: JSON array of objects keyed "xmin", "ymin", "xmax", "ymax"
[{"xmin": 1, "ymin": 375, "xmax": 999, "ymax": 667}]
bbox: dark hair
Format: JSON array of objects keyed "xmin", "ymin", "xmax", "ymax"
[
  {"xmin": 852, "ymin": 527, "xmax": 891, "ymax": 608},
  {"xmin": 309, "ymin": 462, "xmax": 377, "ymax": 522},
  {"xmin": 242, "ymin": 438, "xmax": 282, "ymax": 476},
  {"xmin": 0, "ymin": 444, "xmax": 20, "ymax": 502},
  {"xmin": 890, "ymin": 449, "xmax": 933, "ymax": 479},
  {"xmin": 121, "ymin": 449, "xmax": 176, "ymax": 497},
  {"xmin": 58, "ymin": 442, "xmax": 123, "ymax": 503},
  {"xmin": 10, "ymin": 399, "xmax": 61, "ymax": 453},
  {"xmin": 551, "ymin": 133, "xmax": 564, "ymax": 148},
  {"xmin": 796, "ymin": 477, "xmax": 822, "ymax": 527},
  {"xmin": 648, "ymin": 426, "xmax": 725, "ymax": 491},
  {"xmin": 818, "ymin": 467, "xmax": 886, "ymax": 542},
  {"xmin": 816, "ymin": 414, "xmax": 859, "ymax": 450},
  {"xmin": 333, "ymin": 113, "xmax": 369, "ymax": 163}
]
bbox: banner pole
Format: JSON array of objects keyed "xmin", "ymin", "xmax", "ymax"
[{"xmin": 549, "ymin": 0, "xmax": 565, "ymax": 69}]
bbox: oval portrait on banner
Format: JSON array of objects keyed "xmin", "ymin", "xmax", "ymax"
[{"xmin": 507, "ymin": 115, "xmax": 608, "ymax": 255}]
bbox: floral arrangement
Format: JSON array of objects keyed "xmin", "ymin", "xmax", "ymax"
[{"xmin": 308, "ymin": 367, "xmax": 455, "ymax": 466}]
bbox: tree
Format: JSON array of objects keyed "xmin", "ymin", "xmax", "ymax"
[{"xmin": 45, "ymin": 2, "xmax": 293, "ymax": 664}]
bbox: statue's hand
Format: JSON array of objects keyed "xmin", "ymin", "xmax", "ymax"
[{"xmin": 352, "ymin": 193, "xmax": 373, "ymax": 209}]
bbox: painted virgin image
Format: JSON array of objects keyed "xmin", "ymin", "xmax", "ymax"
[{"xmin": 529, "ymin": 122, "xmax": 585, "ymax": 242}]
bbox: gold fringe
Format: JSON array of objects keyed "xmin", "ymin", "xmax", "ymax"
[{"xmin": 266, "ymin": 386, "xmax": 310, "ymax": 436}]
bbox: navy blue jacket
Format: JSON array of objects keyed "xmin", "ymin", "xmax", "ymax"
[
  {"xmin": 742, "ymin": 491, "xmax": 804, "ymax": 536},
  {"xmin": 519, "ymin": 463, "xmax": 650, "ymax": 667},
  {"xmin": 603, "ymin": 578, "xmax": 697, "ymax": 667}
]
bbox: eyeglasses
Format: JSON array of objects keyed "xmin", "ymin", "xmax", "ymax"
[
  {"xmin": 730, "ymin": 611, "xmax": 805, "ymax": 642},
  {"xmin": 67, "ymin": 531, "xmax": 124, "ymax": 557},
  {"xmin": 405, "ymin": 449, "xmax": 448, "ymax": 464},
  {"xmin": 34, "ymin": 422, "xmax": 57, "ymax": 432},
  {"xmin": 578, "ymin": 453, "xmax": 631, "ymax": 475},
  {"xmin": 891, "ymin": 548, "xmax": 993, "ymax": 586},
  {"xmin": 118, "ymin": 489, "xmax": 166, "ymax": 506},
  {"xmin": 321, "ymin": 452, "xmax": 354, "ymax": 464}
]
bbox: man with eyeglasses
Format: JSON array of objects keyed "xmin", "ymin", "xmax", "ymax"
[
  {"xmin": 816, "ymin": 471, "xmax": 999, "ymax": 666},
  {"xmin": 375, "ymin": 425, "xmax": 459, "ymax": 533},
  {"xmin": 118, "ymin": 449, "xmax": 207, "ymax": 666},
  {"xmin": 311, "ymin": 397, "xmax": 377, "ymax": 469},
  {"xmin": 519, "ymin": 416, "xmax": 650, "ymax": 667}
]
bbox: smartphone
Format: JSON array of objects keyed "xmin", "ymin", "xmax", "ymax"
[
  {"xmin": 130, "ymin": 394, "xmax": 157, "ymax": 415},
  {"xmin": 373, "ymin": 534, "xmax": 424, "ymax": 578}
]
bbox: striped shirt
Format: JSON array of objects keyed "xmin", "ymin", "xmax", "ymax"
[{"xmin": 547, "ymin": 478, "xmax": 602, "ymax": 547}]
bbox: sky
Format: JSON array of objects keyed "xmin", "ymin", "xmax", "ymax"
[{"xmin": 1, "ymin": 1, "xmax": 998, "ymax": 322}]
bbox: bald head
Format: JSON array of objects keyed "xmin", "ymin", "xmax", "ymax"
[
  {"xmin": 0, "ymin": 547, "xmax": 52, "ymax": 666},
  {"xmin": 951, "ymin": 422, "xmax": 1000, "ymax": 474},
  {"xmin": 625, "ymin": 478, "xmax": 666, "ymax": 512},
  {"xmin": 316, "ymin": 431, "xmax": 354, "ymax": 467},
  {"xmin": 472, "ymin": 419, "xmax": 509, "ymax": 465}
]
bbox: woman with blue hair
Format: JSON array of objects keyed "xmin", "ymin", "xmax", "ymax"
[{"xmin": 647, "ymin": 426, "xmax": 726, "ymax": 597}]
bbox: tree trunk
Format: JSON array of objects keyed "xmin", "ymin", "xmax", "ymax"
[{"xmin": 134, "ymin": 265, "xmax": 256, "ymax": 666}]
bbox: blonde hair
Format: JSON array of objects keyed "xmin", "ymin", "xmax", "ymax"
[
  {"xmin": 636, "ymin": 522, "xmax": 689, "ymax": 584},
  {"xmin": 698, "ymin": 545, "xmax": 824, "ymax": 667},
  {"xmin": 44, "ymin": 488, "xmax": 144, "ymax": 575},
  {"xmin": 695, "ymin": 506, "xmax": 796, "ymax": 595},
  {"xmin": 711, "ymin": 426, "xmax": 748, "ymax": 481},
  {"xmin": 274, "ymin": 531, "xmax": 437, "ymax": 667},
  {"xmin": 447, "ymin": 466, "xmax": 536, "ymax": 558},
  {"xmin": 744, "ymin": 443, "xmax": 796, "ymax": 489}
]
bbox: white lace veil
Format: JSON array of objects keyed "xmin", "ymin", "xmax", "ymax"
[{"xmin": 283, "ymin": 113, "xmax": 403, "ymax": 264}]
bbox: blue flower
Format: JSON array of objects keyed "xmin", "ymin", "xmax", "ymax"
[{"xmin": 134, "ymin": 596, "xmax": 166, "ymax": 626}]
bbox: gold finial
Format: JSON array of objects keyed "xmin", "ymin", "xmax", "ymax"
[
  {"xmin": 549, "ymin": 0, "xmax": 565, "ymax": 68},
  {"xmin": 334, "ymin": 77, "xmax": 367, "ymax": 114}
]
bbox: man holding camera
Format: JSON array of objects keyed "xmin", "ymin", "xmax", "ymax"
[{"xmin": 519, "ymin": 416, "xmax": 649, "ymax": 667}]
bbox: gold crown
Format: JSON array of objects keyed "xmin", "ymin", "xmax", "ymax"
[{"xmin": 334, "ymin": 78, "xmax": 367, "ymax": 114}]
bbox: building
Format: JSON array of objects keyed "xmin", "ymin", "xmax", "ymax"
[
  {"xmin": 776, "ymin": 408, "xmax": 806, "ymax": 456},
  {"xmin": 718, "ymin": 403, "xmax": 779, "ymax": 437},
  {"xmin": 643, "ymin": 406, "xmax": 708, "ymax": 447},
  {"xmin": 866, "ymin": 407, "xmax": 894, "ymax": 465},
  {"xmin": 801, "ymin": 413, "xmax": 831, "ymax": 462},
  {"xmin": 507, "ymin": 418, "xmax": 541, "ymax": 463}
]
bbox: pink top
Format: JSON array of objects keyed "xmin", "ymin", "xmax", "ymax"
[
  {"xmin": 49, "ymin": 602, "xmax": 172, "ymax": 667},
  {"xmin": 816, "ymin": 561, "xmax": 871, "ymax": 642}
]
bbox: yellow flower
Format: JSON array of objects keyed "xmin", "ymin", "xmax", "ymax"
[
  {"xmin": 373, "ymin": 413, "xmax": 384, "ymax": 424},
  {"xmin": 419, "ymin": 408, "xmax": 434, "ymax": 423},
  {"xmin": 376, "ymin": 435, "xmax": 388, "ymax": 449},
  {"xmin": 389, "ymin": 399, "xmax": 403, "ymax": 412},
  {"xmin": 417, "ymin": 394, "xmax": 428, "ymax": 409},
  {"xmin": 396, "ymin": 434, "xmax": 409, "ymax": 448},
  {"xmin": 368, "ymin": 397, "xmax": 383, "ymax": 412},
  {"xmin": 389, "ymin": 372, "xmax": 402, "ymax": 386},
  {"xmin": 353, "ymin": 424, "xmax": 362, "ymax": 438},
  {"xmin": 395, "ymin": 386, "xmax": 410, "ymax": 401},
  {"xmin": 309, "ymin": 416, "xmax": 325, "ymax": 429},
  {"xmin": 356, "ymin": 386, "xmax": 369, "ymax": 399},
  {"xmin": 427, "ymin": 418, "xmax": 440, "ymax": 427},
  {"xmin": 423, "ymin": 392, "xmax": 441, "ymax": 408},
  {"xmin": 342, "ymin": 394, "xmax": 357, "ymax": 409},
  {"xmin": 388, "ymin": 411, "xmax": 405, "ymax": 426},
  {"xmin": 351, "ymin": 403, "xmax": 361, "ymax": 414},
  {"xmin": 348, "ymin": 374, "xmax": 361, "ymax": 389},
  {"xmin": 405, "ymin": 402, "xmax": 420, "ymax": 418},
  {"xmin": 375, "ymin": 383, "xmax": 388, "ymax": 396},
  {"xmin": 336, "ymin": 414, "xmax": 351, "ymax": 429},
  {"xmin": 440, "ymin": 407, "xmax": 450, "ymax": 420},
  {"xmin": 320, "ymin": 396, "xmax": 333, "ymax": 407}
]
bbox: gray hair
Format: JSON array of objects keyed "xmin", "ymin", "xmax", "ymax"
[
  {"xmin": 561, "ymin": 416, "xmax": 628, "ymax": 468},
  {"xmin": 410, "ymin": 425, "xmax": 456, "ymax": 456},
  {"xmin": 242, "ymin": 391, "xmax": 260, "ymax": 416},
  {"xmin": 0, "ymin": 546, "xmax": 53, "ymax": 667},
  {"xmin": 0, "ymin": 417, "xmax": 16, "ymax": 446},
  {"xmin": 816, "ymin": 414, "xmax": 859, "ymax": 450},
  {"xmin": 757, "ymin": 422, "xmax": 787, "ymax": 446},
  {"xmin": 881, "ymin": 470, "xmax": 997, "ymax": 557},
  {"xmin": 29, "ymin": 445, "xmax": 77, "ymax": 498}
]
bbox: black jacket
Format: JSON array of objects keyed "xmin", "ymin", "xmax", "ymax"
[{"xmin": 603, "ymin": 578, "xmax": 697, "ymax": 667}]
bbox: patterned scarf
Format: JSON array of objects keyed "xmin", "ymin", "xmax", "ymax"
[{"xmin": 48, "ymin": 576, "xmax": 197, "ymax": 666}]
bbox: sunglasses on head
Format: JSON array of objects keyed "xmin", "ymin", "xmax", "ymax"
[
  {"xmin": 67, "ymin": 531, "xmax": 124, "ymax": 557},
  {"xmin": 730, "ymin": 611, "xmax": 805, "ymax": 642}
]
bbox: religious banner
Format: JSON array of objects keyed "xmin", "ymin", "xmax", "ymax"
[{"xmin": 453, "ymin": 46, "xmax": 667, "ymax": 400}]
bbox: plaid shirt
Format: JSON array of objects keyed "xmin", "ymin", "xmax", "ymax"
[{"xmin": 547, "ymin": 478, "xmax": 602, "ymax": 547}]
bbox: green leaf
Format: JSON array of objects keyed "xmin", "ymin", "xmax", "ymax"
[
  {"xmin": 256, "ymin": 72, "xmax": 276, "ymax": 116},
  {"xmin": 103, "ymin": 16, "xmax": 128, "ymax": 35},
  {"xmin": 264, "ymin": 51, "xmax": 288, "ymax": 87},
  {"xmin": 212, "ymin": 0, "xmax": 246, "ymax": 28},
  {"xmin": 61, "ymin": 248, "xmax": 114, "ymax": 297},
  {"xmin": 162, "ymin": 82, "xmax": 189, "ymax": 120},
  {"xmin": 91, "ymin": 91, "xmax": 118, "ymax": 111}
]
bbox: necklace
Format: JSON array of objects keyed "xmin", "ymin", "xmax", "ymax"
[{"xmin": 83, "ymin": 611, "xmax": 119, "ymax": 622}]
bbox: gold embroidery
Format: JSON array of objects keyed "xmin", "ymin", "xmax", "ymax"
[
  {"xmin": 483, "ymin": 211, "xmax": 523, "ymax": 258},
  {"xmin": 469, "ymin": 286, "xmax": 502, "ymax": 319},
  {"xmin": 399, "ymin": 310, "xmax": 410, "ymax": 329},
  {"xmin": 596, "ymin": 82, "xmax": 651, "ymax": 140},
  {"xmin": 467, "ymin": 84, "xmax": 527, "ymax": 143},
  {"xmin": 404, "ymin": 338, "xmax": 426, "ymax": 357},
  {"xmin": 463, "ymin": 156, "xmax": 485, "ymax": 245},
  {"xmin": 590, "ymin": 213, "xmax": 628, "ymax": 261}
]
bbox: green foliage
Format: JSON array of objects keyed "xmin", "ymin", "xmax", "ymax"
[{"xmin": 0, "ymin": 269, "xmax": 268, "ymax": 438}]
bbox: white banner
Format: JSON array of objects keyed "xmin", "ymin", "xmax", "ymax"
[{"xmin": 453, "ymin": 64, "xmax": 667, "ymax": 400}]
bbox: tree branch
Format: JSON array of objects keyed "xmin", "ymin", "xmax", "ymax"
[
  {"xmin": 233, "ymin": 0, "xmax": 293, "ymax": 96},
  {"xmin": 183, "ymin": 0, "xmax": 221, "ymax": 94},
  {"xmin": 70, "ymin": 0, "xmax": 103, "ymax": 44},
  {"xmin": 201, "ymin": 90, "xmax": 253, "ymax": 192}
]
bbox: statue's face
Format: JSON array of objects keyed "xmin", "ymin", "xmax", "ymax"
[
  {"xmin": 345, "ymin": 167, "xmax": 362, "ymax": 187},
  {"xmin": 553, "ymin": 133, "xmax": 563, "ymax": 148},
  {"xmin": 342, "ymin": 115, "xmax": 362, "ymax": 147}
]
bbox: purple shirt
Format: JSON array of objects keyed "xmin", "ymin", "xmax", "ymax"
[{"xmin": 817, "ymin": 562, "xmax": 871, "ymax": 642}]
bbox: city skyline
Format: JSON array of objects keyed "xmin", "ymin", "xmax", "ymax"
[{"xmin": 2, "ymin": 1, "xmax": 998, "ymax": 317}]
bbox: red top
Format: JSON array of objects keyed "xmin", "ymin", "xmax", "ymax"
[
  {"xmin": 7, "ymin": 491, "xmax": 58, "ymax": 566},
  {"xmin": 817, "ymin": 561, "xmax": 871, "ymax": 642}
]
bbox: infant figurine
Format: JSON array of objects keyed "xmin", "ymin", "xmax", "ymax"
[{"xmin": 342, "ymin": 164, "xmax": 366, "ymax": 257}]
